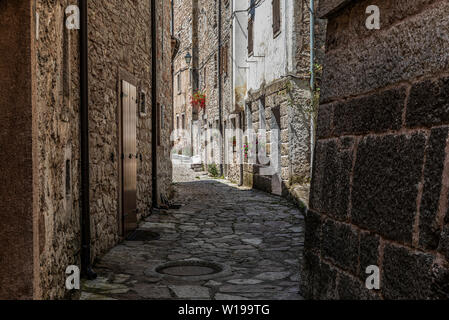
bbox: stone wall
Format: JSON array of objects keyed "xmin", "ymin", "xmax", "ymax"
[
  {"xmin": 35, "ymin": 0, "xmax": 81, "ymax": 300},
  {"xmin": 303, "ymin": 0, "xmax": 449, "ymax": 299},
  {"xmin": 242, "ymin": 0, "xmax": 320, "ymax": 197},
  {"xmin": 156, "ymin": 0, "xmax": 175, "ymax": 202},
  {"xmin": 88, "ymin": 0, "xmax": 153, "ymax": 259},
  {"xmin": 221, "ymin": 0, "xmax": 240, "ymax": 184},
  {"xmin": 0, "ymin": 0, "xmax": 37, "ymax": 300},
  {"xmin": 173, "ymin": 0, "xmax": 195, "ymax": 156},
  {"xmin": 243, "ymin": 77, "xmax": 311, "ymax": 195},
  {"xmin": 0, "ymin": 0, "xmax": 173, "ymax": 300}
]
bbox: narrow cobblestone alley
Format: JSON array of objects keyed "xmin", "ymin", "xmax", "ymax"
[{"xmin": 81, "ymin": 163, "xmax": 304, "ymax": 300}]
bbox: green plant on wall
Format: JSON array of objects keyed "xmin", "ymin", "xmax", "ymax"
[
  {"xmin": 208, "ymin": 163, "xmax": 219, "ymax": 177},
  {"xmin": 281, "ymin": 63, "xmax": 322, "ymax": 119}
]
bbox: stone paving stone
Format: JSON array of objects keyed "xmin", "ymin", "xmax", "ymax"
[
  {"xmin": 242, "ymin": 238, "xmax": 263, "ymax": 246},
  {"xmin": 227, "ymin": 279, "xmax": 263, "ymax": 285},
  {"xmin": 131, "ymin": 285, "xmax": 172, "ymax": 299},
  {"xmin": 81, "ymin": 164, "xmax": 304, "ymax": 300},
  {"xmin": 255, "ymin": 272, "xmax": 291, "ymax": 281},
  {"xmin": 215, "ymin": 293, "xmax": 249, "ymax": 300},
  {"xmin": 169, "ymin": 286, "xmax": 210, "ymax": 299}
]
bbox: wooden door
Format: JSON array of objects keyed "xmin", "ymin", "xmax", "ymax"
[{"xmin": 121, "ymin": 80, "xmax": 137, "ymax": 236}]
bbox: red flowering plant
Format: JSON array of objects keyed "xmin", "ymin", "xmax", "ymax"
[{"xmin": 190, "ymin": 91, "xmax": 206, "ymax": 110}]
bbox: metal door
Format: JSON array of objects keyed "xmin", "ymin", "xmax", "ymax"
[{"xmin": 121, "ymin": 80, "xmax": 137, "ymax": 236}]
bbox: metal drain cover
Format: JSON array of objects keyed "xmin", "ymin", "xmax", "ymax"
[
  {"xmin": 126, "ymin": 230, "xmax": 160, "ymax": 241},
  {"xmin": 153, "ymin": 260, "xmax": 224, "ymax": 280}
]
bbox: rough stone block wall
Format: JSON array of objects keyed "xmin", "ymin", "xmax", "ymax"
[
  {"xmin": 35, "ymin": 0, "xmax": 81, "ymax": 300},
  {"xmin": 88, "ymin": 0, "xmax": 153, "ymax": 259},
  {"xmin": 303, "ymin": 0, "xmax": 449, "ymax": 299},
  {"xmin": 243, "ymin": 78, "xmax": 311, "ymax": 194},
  {"xmin": 157, "ymin": 0, "xmax": 174, "ymax": 201}
]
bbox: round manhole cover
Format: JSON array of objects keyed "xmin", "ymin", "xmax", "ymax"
[{"xmin": 155, "ymin": 260, "xmax": 223, "ymax": 278}]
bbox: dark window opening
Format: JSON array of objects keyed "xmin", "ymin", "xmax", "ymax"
[
  {"xmin": 139, "ymin": 91, "xmax": 146, "ymax": 114},
  {"xmin": 272, "ymin": 0, "xmax": 281, "ymax": 36},
  {"xmin": 248, "ymin": 17, "xmax": 254, "ymax": 57}
]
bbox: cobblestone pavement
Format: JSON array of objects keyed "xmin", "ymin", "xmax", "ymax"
[{"xmin": 81, "ymin": 163, "xmax": 304, "ymax": 300}]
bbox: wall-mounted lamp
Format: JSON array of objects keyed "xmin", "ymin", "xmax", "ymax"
[{"xmin": 185, "ymin": 52, "xmax": 192, "ymax": 66}]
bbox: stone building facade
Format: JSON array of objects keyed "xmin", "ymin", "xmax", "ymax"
[
  {"xmin": 172, "ymin": 0, "xmax": 226, "ymax": 168},
  {"xmin": 196, "ymin": 0, "xmax": 221, "ymax": 169},
  {"xmin": 173, "ymin": 0, "xmax": 195, "ymax": 157},
  {"xmin": 173, "ymin": 0, "xmax": 323, "ymax": 196},
  {"xmin": 303, "ymin": 0, "xmax": 449, "ymax": 299},
  {"xmin": 0, "ymin": 0, "xmax": 173, "ymax": 300},
  {"xmin": 234, "ymin": 0, "xmax": 323, "ymax": 197}
]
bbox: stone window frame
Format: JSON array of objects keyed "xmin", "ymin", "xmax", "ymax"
[{"xmin": 177, "ymin": 72, "xmax": 182, "ymax": 94}]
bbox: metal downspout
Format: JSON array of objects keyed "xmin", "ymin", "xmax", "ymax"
[
  {"xmin": 218, "ymin": 0, "xmax": 224, "ymax": 177},
  {"xmin": 151, "ymin": 0, "xmax": 159, "ymax": 209},
  {"xmin": 309, "ymin": 0, "xmax": 315, "ymax": 177},
  {"xmin": 80, "ymin": 0, "xmax": 96, "ymax": 280}
]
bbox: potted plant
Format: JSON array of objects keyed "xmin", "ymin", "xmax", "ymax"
[{"xmin": 190, "ymin": 90, "xmax": 206, "ymax": 110}]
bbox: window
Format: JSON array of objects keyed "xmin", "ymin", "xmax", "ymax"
[
  {"xmin": 139, "ymin": 91, "xmax": 146, "ymax": 114},
  {"xmin": 177, "ymin": 115, "xmax": 180, "ymax": 129},
  {"xmin": 177, "ymin": 73, "xmax": 181, "ymax": 94},
  {"xmin": 182, "ymin": 114, "xmax": 185, "ymax": 129},
  {"xmin": 272, "ymin": 0, "xmax": 281, "ymax": 36},
  {"xmin": 248, "ymin": 17, "xmax": 254, "ymax": 56},
  {"xmin": 160, "ymin": 105, "xmax": 165, "ymax": 129},
  {"xmin": 221, "ymin": 43, "xmax": 229, "ymax": 76},
  {"xmin": 231, "ymin": 118, "xmax": 236, "ymax": 153},
  {"xmin": 259, "ymin": 98, "xmax": 266, "ymax": 130},
  {"xmin": 203, "ymin": 66, "xmax": 207, "ymax": 89}
]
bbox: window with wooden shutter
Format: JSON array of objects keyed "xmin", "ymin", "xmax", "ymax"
[
  {"xmin": 219, "ymin": 48, "xmax": 223, "ymax": 76},
  {"xmin": 219, "ymin": 44, "xmax": 228, "ymax": 77},
  {"xmin": 272, "ymin": 0, "xmax": 281, "ymax": 37},
  {"xmin": 248, "ymin": 17, "xmax": 254, "ymax": 56}
]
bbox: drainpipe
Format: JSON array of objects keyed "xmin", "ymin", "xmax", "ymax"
[
  {"xmin": 80, "ymin": 0, "xmax": 96, "ymax": 280},
  {"xmin": 309, "ymin": 0, "xmax": 315, "ymax": 178},
  {"xmin": 171, "ymin": 0, "xmax": 175, "ymax": 149},
  {"xmin": 151, "ymin": 0, "xmax": 158, "ymax": 208},
  {"xmin": 218, "ymin": 0, "xmax": 224, "ymax": 177}
]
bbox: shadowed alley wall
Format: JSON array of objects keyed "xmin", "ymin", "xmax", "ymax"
[
  {"xmin": 0, "ymin": 0, "xmax": 37, "ymax": 300},
  {"xmin": 303, "ymin": 0, "xmax": 449, "ymax": 299}
]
